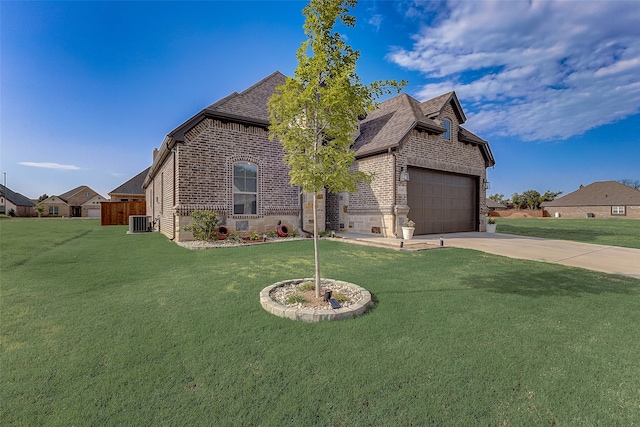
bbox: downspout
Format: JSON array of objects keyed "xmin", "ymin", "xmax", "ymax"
[
  {"xmin": 391, "ymin": 148, "xmax": 398, "ymax": 238},
  {"xmin": 171, "ymin": 146, "xmax": 177, "ymax": 240}
]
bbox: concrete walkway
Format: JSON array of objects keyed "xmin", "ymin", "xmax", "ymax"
[{"xmin": 336, "ymin": 231, "xmax": 640, "ymax": 280}]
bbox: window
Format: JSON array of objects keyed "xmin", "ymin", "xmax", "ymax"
[
  {"xmin": 612, "ymin": 206, "xmax": 625, "ymax": 215},
  {"xmin": 443, "ymin": 119, "xmax": 451, "ymax": 141},
  {"xmin": 49, "ymin": 206, "xmax": 58, "ymax": 215},
  {"xmin": 233, "ymin": 162, "xmax": 257, "ymax": 215}
]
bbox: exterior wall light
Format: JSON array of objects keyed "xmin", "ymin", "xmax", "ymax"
[
  {"xmin": 399, "ymin": 167, "xmax": 410, "ymax": 182},
  {"xmin": 482, "ymin": 179, "xmax": 491, "ymax": 190}
]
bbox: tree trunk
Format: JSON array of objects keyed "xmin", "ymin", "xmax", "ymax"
[{"xmin": 313, "ymin": 190, "xmax": 322, "ymax": 298}]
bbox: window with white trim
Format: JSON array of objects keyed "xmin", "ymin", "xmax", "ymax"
[
  {"xmin": 49, "ymin": 206, "xmax": 58, "ymax": 215},
  {"xmin": 233, "ymin": 161, "xmax": 257, "ymax": 215},
  {"xmin": 612, "ymin": 206, "xmax": 625, "ymax": 215},
  {"xmin": 443, "ymin": 119, "xmax": 451, "ymax": 141}
]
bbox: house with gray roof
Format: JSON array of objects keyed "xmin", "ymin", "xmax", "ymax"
[
  {"xmin": 541, "ymin": 181, "xmax": 640, "ymax": 218},
  {"xmin": 0, "ymin": 184, "xmax": 35, "ymax": 216},
  {"xmin": 144, "ymin": 71, "xmax": 495, "ymax": 241},
  {"xmin": 109, "ymin": 167, "xmax": 150, "ymax": 202}
]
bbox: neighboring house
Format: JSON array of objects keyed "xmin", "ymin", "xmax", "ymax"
[
  {"xmin": 0, "ymin": 184, "xmax": 35, "ymax": 216},
  {"xmin": 144, "ymin": 71, "xmax": 495, "ymax": 242},
  {"xmin": 486, "ymin": 199, "xmax": 507, "ymax": 211},
  {"xmin": 541, "ymin": 181, "xmax": 640, "ymax": 218},
  {"xmin": 39, "ymin": 185, "xmax": 105, "ymax": 217},
  {"xmin": 83, "ymin": 195, "xmax": 109, "ymax": 218},
  {"xmin": 109, "ymin": 167, "xmax": 150, "ymax": 202}
]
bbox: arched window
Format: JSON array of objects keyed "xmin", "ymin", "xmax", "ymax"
[
  {"xmin": 233, "ymin": 161, "xmax": 257, "ymax": 215},
  {"xmin": 443, "ymin": 119, "xmax": 451, "ymax": 141}
]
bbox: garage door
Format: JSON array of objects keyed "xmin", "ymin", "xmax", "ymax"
[
  {"xmin": 407, "ymin": 167, "xmax": 477, "ymax": 235},
  {"xmin": 87, "ymin": 208, "xmax": 100, "ymax": 218}
]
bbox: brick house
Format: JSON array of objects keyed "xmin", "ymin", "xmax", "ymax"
[
  {"xmin": 144, "ymin": 71, "xmax": 495, "ymax": 241},
  {"xmin": 109, "ymin": 168, "xmax": 150, "ymax": 202},
  {"xmin": 541, "ymin": 181, "xmax": 640, "ymax": 218},
  {"xmin": 39, "ymin": 185, "xmax": 105, "ymax": 217},
  {"xmin": 0, "ymin": 184, "xmax": 35, "ymax": 217}
]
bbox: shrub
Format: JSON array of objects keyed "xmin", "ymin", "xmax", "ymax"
[
  {"xmin": 182, "ymin": 210, "xmax": 221, "ymax": 241},
  {"xmin": 286, "ymin": 294, "xmax": 307, "ymax": 305},
  {"xmin": 299, "ymin": 281, "xmax": 315, "ymax": 291}
]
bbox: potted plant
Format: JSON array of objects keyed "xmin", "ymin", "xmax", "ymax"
[
  {"xmin": 486, "ymin": 217, "xmax": 497, "ymax": 233},
  {"xmin": 402, "ymin": 219, "xmax": 416, "ymax": 240}
]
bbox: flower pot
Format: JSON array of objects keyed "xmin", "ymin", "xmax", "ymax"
[
  {"xmin": 402, "ymin": 226, "xmax": 415, "ymax": 240},
  {"xmin": 276, "ymin": 225, "xmax": 289, "ymax": 237},
  {"xmin": 217, "ymin": 226, "xmax": 229, "ymax": 240},
  {"xmin": 486, "ymin": 223, "xmax": 497, "ymax": 233}
]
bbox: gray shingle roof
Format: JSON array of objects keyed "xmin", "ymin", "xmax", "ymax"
[
  {"xmin": 0, "ymin": 184, "xmax": 35, "ymax": 207},
  {"xmin": 58, "ymin": 186, "xmax": 86, "ymax": 202},
  {"xmin": 353, "ymin": 93, "xmax": 445, "ymax": 157},
  {"xmin": 110, "ymin": 167, "xmax": 150, "ymax": 195},
  {"xmin": 206, "ymin": 71, "xmax": 286, "ymax": 123},
  {"xmin": 420, "ymin": 91, "xmax": 466, "ymax": 123},
  {"xmin": 542, "ymin": 181, "xmax": 640, "ymax": 207}
]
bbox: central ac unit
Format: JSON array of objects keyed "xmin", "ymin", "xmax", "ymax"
[{"xmin": 128, "ymin": 215, "xmax": 151, "ymax": 233}]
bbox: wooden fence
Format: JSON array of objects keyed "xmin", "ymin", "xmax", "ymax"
[
  {"xmin": 488, "ymin": 209, "xmax": 547, "ymax": 218},
  {"xmin": 101, "ymin": 201, "xmax": 146, "ymax": 226}
]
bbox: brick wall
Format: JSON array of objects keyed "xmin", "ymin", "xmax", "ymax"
[
  {"xmin": 346, "ymin": 105, "xmax": 490, "ymax": 235},
  {"xmin": 544, "ymin": 206, "xmax": 640, "ymax": 219},
  {"xmin": 150, "ymin": 118, "xmax": 303, "ymax": 241}
]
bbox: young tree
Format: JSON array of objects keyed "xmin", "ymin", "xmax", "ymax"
[
  {"xmin": 268, "ymin": 0, "xmax": 404, "ymax": 297},
  {"xmin": 34, "ymin": 204, "xmax": 45, "ymax": 218}
]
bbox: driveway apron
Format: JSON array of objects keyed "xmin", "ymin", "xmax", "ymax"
[{"xmin": 338, "ymin": 232, "xmax": 640, "ymax": 280}]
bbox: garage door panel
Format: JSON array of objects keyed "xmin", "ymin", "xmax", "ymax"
[{"xmin": 407, "ymin": 167, "xmax": 477, "ymax": 235}]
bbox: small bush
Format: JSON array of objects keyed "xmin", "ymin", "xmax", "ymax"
[
  {"xmin": 227, "ymin": 232, "xmax": 243, "ymax": 243},
  {"xmin": 286, "ymin": 294, "xmax": 307, "ymax": 305},
  {"xmin": 299, "ymin": 281, "xmax": 315, "ymax": 292},
  {"xmin": 266, "ymin": 229, "xmax": 278, "ymax": 238},
  {"xmin": 182, "ymin": 210, "xmax": 221, "ymax": 241},
  {"xmin": 332, "ymin": 292, "xmax": 350, "ymax": 303},
  {"xmin": 289, "ymin": 229, "xmax": 299, "ymax": 238}
]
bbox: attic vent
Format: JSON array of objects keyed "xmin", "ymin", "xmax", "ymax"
[{"xmin": 128, "ymin": 215, "xmax": 151, "ymax": 233}]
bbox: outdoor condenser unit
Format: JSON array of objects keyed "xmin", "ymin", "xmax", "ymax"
[{"xmin": 128, "ymin": 215, "xmax": 151, "ymax": 233}]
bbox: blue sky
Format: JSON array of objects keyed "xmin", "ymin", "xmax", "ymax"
[{"xmin": 2, "ymin": 0, "xmax": 639, "ymax": 200}]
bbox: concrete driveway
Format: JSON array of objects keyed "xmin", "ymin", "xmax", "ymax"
[{"xmin": 337, "ymin": 231, "xmax": 640, "ymax": 280}]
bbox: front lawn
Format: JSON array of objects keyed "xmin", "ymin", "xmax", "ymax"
[
  {"xmin": 2, "ymin": 219, "xmax": 639, "ymax": 425},
  {"xmin": 495, "ymin": 217, "xmax": 640, "ymax": 249}
]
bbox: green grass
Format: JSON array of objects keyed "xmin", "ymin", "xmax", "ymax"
[
  {"xmin": 495, "ymin": 217, "xmax": 640, "ymax": 249},
  {"xmin": 2, "ymin": 218, "xmax": 640, "ymax": 425}
]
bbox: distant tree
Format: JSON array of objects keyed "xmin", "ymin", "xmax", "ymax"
[
  {"xmin": 35, "ymin": 204, "xmax": 45, "ymax": 218},
  {"xmin": 268, "ymin": 0, "xmax": 405, "ymax": 298},
  {"xmin": 618, "ymin": 179, "xmax": 640, "ymax": 190},
  {"xmin": 512, "ymin": 189, "xmax": 562, "ymax": 210},
  {"xmin": 38, "ymin": 194, "xmax": 48, "ymax": 202},
  {"xmin": 488, "ymin": 193, "xmax": 505, "ymax": 204},
  {"xmin": 511, "ymin": 192, "xmax": 526, "ymax": 209}
]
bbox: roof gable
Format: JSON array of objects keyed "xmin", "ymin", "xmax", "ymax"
[
  {"xmin": 542, "ymin": 181, "xmax": 640, "ymax": 207},
  {"xmin": 82, "ymin": 195, "xmax": 108, "ymax": 207},
  {"xmin": 353, "ymin": 93, "xmax": 445, "ymax": 157},
  {"xmin": 420, "ymin": 91, "xmax": 466, "ymax": 124},
  {"xmin": 110, "ymin": 167, "xmax": 150, "ymax": 196},
  {"xmin": 59, "ymin": 185, "xmax": 88, "ymax": 201}
]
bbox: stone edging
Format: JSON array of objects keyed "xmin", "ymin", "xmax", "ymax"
[{"xmin": 260, "ymin": 278, "xmax": 374, "ymax": 323}]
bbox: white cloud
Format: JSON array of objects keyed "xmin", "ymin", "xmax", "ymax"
[
  {"xmin": 389, "ymin": 0, "xmax": 640, "ymax": 140},
  {"xmin": 19, "ymin": 162, "xmax": 81, "ymax": 170}
]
